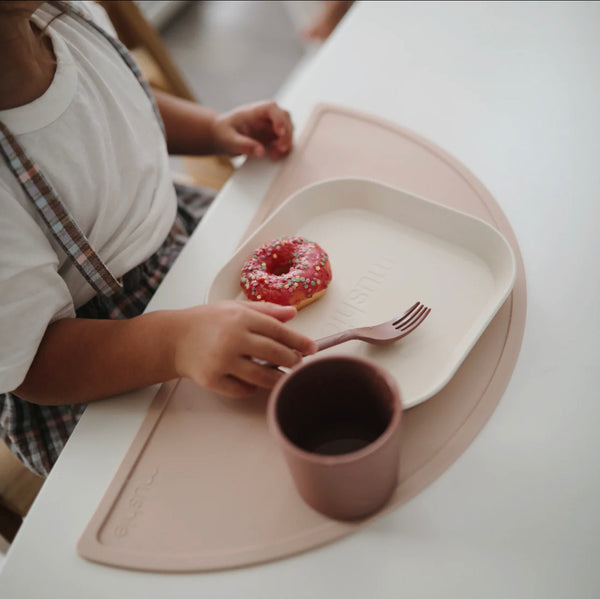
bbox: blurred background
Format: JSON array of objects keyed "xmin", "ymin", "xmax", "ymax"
[
  {"xmin": 121, "ymin": 0, "xmax": 350, "ymax": 189},
  {"xmin": 137, "ymin": 0, "xmax": 321, "ymax": 110}
]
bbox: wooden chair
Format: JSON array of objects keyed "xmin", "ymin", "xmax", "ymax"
[
  {"xmin": 0, "ymin": 442, "xmax": 44, "ymax": 545},
  {"xmin": 97, "ymin": 0, "xmax": 234, "ymax": 190}
]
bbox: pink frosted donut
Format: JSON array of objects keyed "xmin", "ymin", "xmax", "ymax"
[{"xmin": 240, "ymin": 236, "xmax": 332, "ymax": 309}]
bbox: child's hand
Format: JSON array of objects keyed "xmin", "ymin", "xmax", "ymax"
[
  {"xmin": 211, "ymin": 101, "xmax": 293, "ymax": 160},
  {"xmin": 173, "ymin": 300, "xmax": 316, "ymax": 398}
]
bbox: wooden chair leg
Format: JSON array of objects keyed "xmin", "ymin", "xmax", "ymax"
[
  {"xmin": 0, "ymin": 441, "xmax": 44, "ymax": 547},
  {"xmin": 0, "ymin": 501, "xmax": 22, "ymax": 544}
]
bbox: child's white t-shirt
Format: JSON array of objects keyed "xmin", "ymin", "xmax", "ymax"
[{"xmin": 0, "ymin": 3, "xmax": 177, "ymax": 392}]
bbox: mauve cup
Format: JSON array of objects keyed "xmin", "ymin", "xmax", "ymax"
[{"xmin": 267, "ymin": 355, "xmax": 402, "ymax": 520}]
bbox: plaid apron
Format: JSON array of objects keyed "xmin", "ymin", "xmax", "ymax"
[{"xmin": 0, "ymin": 2, "xmax": 215, "ymax": 476}]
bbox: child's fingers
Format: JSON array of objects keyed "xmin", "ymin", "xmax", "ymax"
[
  {"xmin": 244, "ymin": 101, "xmax": 290, "ymax": 132},
  {"xmin": 265, "ymin": 107, "xmax": 293, "ymax": 153},
  {"xmin": 243, "ymin": 102, "xmax": 293, "ymax": 156},
  {"xmin": 246, "ymin": 309, "xmax": 318, "ymax": 357},
  {"xmin": 247, "ymin": 333, "xmax": 304, "ymax": 369},
  {"xmin": 243, "ymin": 302, "xmax": 316, "ymax": 350},
  {"xmin": 268, "ymin": 145, "xmax": 291, "ymax": 160},
  {"xmin": 263, "ymin": 103, "xmax": 293, "ymax": 137},
  {"xmin": 245, "ymin": 301, "xmax": 297, "ymax": 322},
  {"xmin": 179, "ymin": 300, "xmax": 316, "ymax": 396},
  {"xmin": 224, "ymin": 130, "xmax": 265, "ymax": 157},
  {"xmin": 231, "ymin": 357, "xmax": 285, "ymax": 389}
]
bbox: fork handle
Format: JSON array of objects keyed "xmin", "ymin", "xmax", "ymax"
[
  {"xmin": 258, "ymin": 330, "xmax": 356, "ymax": 370},
  {"xmin": 314, "ymin": 329, "xmax": 358, "ymax": 352}
]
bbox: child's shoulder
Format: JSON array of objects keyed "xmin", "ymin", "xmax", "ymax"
[{"xmin": 42, "ymin": 1, "xmax": 117, "ymax": 37}]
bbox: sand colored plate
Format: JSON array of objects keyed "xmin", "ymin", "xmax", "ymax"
[
  {"xmin": 77, "ymin": 103, "xmax": 526, "ymax": 572},
  {"xmin": 208, "ymin": 178, "xmax": 516, "ymax": 408}
]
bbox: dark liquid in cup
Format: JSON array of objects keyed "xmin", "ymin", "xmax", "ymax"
[
  {"xmin": 300, "ymin": 420, "xmax": 384, "ymax": 456},
  {"xmin": 276, "ymin": 363, "xmax": 394, "ymax": 458}
]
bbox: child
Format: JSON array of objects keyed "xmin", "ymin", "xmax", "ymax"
[{"xmin": 0, "ymin": 0, "xmax": 317, "ymax": 476}]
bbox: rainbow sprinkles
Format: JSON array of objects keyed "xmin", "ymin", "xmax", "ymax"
[{"xmin": 240, "ymin": 236, "xmax": 332, "ymax": 309}]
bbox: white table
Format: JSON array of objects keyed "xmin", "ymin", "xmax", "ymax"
[{"xmin": 2, "ymin": 2, "xmax": 600, "ymax": 597}]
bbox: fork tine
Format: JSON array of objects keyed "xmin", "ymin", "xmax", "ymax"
[
  {"xmin": 395, "ymin": 304, "xmax": 427, "ymax": 330},
  {"xmin": 392, "ymin": 301, "xmax": 421, "ymax": 327},
  {"xmin": 399, "ymin": 307, "xmax": 431, "ymax": 333},
  {"xmin": 395, "ymin": 305, "xmax": 430, "ymax": 330}
]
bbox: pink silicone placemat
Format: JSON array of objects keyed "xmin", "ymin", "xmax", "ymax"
[{"xmin": 77, "ymin": 103, "xmax": 526, "ymax": 572}]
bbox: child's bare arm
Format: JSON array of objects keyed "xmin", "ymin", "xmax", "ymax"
[
  {"xmin": 15, "ymin": 310, "xmax": 177, "ymax": 405},
  {"xmin": 152, "ymin": 89, "xmax": 220, "ymax": 155},
  {"xmin": 152, "ymin": 90, "xmax": 293, "ymax": 160},
  {"xmin": 14, "ymin": 301, "xmax": 316, "ymax": 405}
]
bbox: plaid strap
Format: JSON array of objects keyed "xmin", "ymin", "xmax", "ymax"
[{"xmin": 0, "ymin": 122, "xmax": 123, "ymax": 296}]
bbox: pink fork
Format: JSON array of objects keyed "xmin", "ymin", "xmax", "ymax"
[
  {"xmin": 259, "ymin": 302, "xmax": 431, "ymax": 370},
  {"xmin": 314, "ymin": 301, "xmax": 431, "ymax": 352}
]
